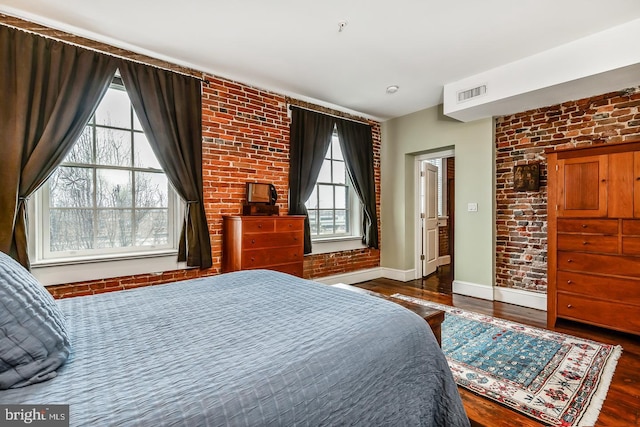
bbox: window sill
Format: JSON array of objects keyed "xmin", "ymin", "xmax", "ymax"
[
  {"xmin": 31, "ymin": 251, "xmax": 186, "ymax": 286},
  {"xmin": 308, "ymin": 236, "xmax": 366, "ymax": 255}
]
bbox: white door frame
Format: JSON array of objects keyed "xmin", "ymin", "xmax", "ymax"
[{"xmin": 414, "ymin": 149, "xmax": 455, "ymax": 279}]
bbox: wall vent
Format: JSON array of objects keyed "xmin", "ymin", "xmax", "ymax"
[{"xmin": 457, "ymin": 84, "xmax": 487, "ymax": 103}]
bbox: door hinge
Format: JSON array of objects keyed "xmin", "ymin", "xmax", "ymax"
[
  {"xmin": 420, "ymin": 171, "xmax": 425, "ymax": 177},
  {"xmin": 420, "ymin": 255, "xmax": 425, "ymax": 261},
  {"xmin": 420, "ymin": 213, "xmax": 425, "ymax": 219},
  {"xmin": 556, "ymin": 204, "xmax": 559, "ymax": 211},
  {"xmin": 555, "ymin": 165, "xmax": 559, "ymax": 171}
]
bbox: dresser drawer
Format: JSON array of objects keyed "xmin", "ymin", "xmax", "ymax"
[
  {"xmin": 241, "ymin": 218, "xmax": 276, "ymax": 233},
  {"xmin": 557, "ymin": 293, "xmax": 640, "ymax": 334},
  {"xmin": 557, "ymin": 219, "xmax": 618, "ymax": 234},
  {"xmin": 242, "ymin": 246, "xmax": 303, "ymax": 267},
  {"xmin": 557, "ymin": 271, "xmax": 640, "ymax": 304},
  {"xmin": 558, "ymin": 251, "xmax": 640, "ymax": 277},
  {"xmin": 242, "ymin": 231, "xmax": 302, "ymax": 249},
  {"xmin": 557, "ymin": 234, "xmax": 618, "ymax": 254},
  {"xmin": 622, "ymin": 219, "xmax": 640, "ymax": 235},
  {"xmin": 276, "ymin": 218, "xmax": 304, "ymax": 232},
  {"xmin": 622, "ymin": 236, "xmax": 640, "ymax": 255}
]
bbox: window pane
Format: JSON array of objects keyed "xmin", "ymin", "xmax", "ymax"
[
  {"xmin": 134, "ymin": 133, "xmax": 161, "ymax": 169},
  {"xmin": 319, "ymin": 210, "xmax": 334, "ymax": 235},
  {"xmin": 318, "ymin": 185, "xmax": 334, "ymax": 209},
  {"xmin": 333, "ymin": 161, "xmax": 346, "ymax": 184},
  {"xmin": 135, "ymin": 172, "xmax": 168, "ymax": 208},
  {"xmin": 97, "ymin": 169, "xmax": 132, "ymax": 208},
  {"xmin": 335, "ymin": 210, "xmax": 348, "ymax": 234},
  {"xmin": 305, "ymin": 186, "xmax": 318, "ymax": 209},
  {"xmin": 135, "ymin": 209, "xmax": 168, "ymax": 245},
  {"xmin": 64, "ymin": 127, "xmax": 93, "ymax": 164},
  {"xmin": 96, "ymin": 209, "xmax": 132, "ymax": 248},
  {"xmin": 308, "ymin": 210, "xmax": 318, "ymax": 235},
  {"xmin": 335, "ymin": 186, "xmax": 347, "ymax": 209},
  {"xmin": 95, "ymin": 88, "xmax": 131, "ymax": 128},
  {"xmin": 49, "ymin": 167, "xmax": 94, "ymax": 208},
  {"xmin": 332, "ymin": 136, "xmax": 343, "ymax": 160},
  {"xmin": 50, "ymin": 209, "xmax": 94, "ymax": 251},
  {"xmin": 96, "ymin": 128, "xmax": 132, "ymax": 167},
  {"xmin": 317, "ymin": 159, "xmax": 331, "ymax": 183}
]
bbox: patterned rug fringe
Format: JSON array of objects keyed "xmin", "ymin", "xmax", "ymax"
[{"xmin": 391, "ymin": 294, "xmax": 623, "ymax": 427}]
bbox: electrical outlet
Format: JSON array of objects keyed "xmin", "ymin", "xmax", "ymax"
[{"xmin": 467, "ymin": 203, "xmax": 478, "ymax": 212}]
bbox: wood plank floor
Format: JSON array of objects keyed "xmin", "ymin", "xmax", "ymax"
[{"xmin": 354, "ymin": 266, "xmax": 640, "ymax": 427}]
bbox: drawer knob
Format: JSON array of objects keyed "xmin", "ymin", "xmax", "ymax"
[
  {"xmin": 258, "ymin": 224, "xmax": 262, "ymax": 229},
  {"xmin": 251, "ymin": 239, "xmax": 255, "ymax": 244},
  {"xmin": 582, "ymin": 241, "xmax": 588, "ymax": 245},
  {"xmin": 288, "ymin": 224, "xmax": 292, "ymax": 228},
  {"xmin": 567, "ymin": 259, "xmax": 573, "ymax": 263},
  {"xmin": 567, "ymin": 280, "xmax": 572, "ymax": 284},
  {"xmin": 581, "ymin": 224, "xmax": 588, "ymax": 228},
  {"xmin": 251, "ymin": 257, "xmax": 255, "ymax": 262},
  {"xmin": 567, "ymin": 304, "xmax": 573, "ymax": 309}
]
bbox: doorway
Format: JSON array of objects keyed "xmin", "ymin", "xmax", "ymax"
[{"xmin": 416, "ymin": 151, "xmax": 454, "ymax": 279}]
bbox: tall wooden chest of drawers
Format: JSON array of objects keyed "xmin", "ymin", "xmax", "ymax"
[
  {"xmin": 547, "ymin": 141, "xmax": 640, "ymax": 335},
  {"xmin": 222, "ymin": 215, "xmax": 305, "ymax": 277}
]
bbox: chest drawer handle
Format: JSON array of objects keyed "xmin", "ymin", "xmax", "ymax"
[
  {"xmin": 581, "ymin": 224, "xmax": 588, "ymax": 228},
  {"xmin": 567, "ymin": 304, "xmax": 573, "ymax": 309},
  {"xmin": 582, "ymin": 241, "xmax": 588, "ymax": 245},
  {"xmin": 567, "ymin": 259, "xmax": 573, "ymax": 263},
  {"xmin": 258, "ymin": 224, "xmax": 262, "ymax": 229},
  {"xmin": 251, "ymin": 239, "xmax": 255, "ymax": 244},
  {"xmin": 567, "ymin": 280, "xmax": 572, "ymax": 284},
  {"xmin": 251, "ymin": 257, "xmax": 255, "ymax": 262}
]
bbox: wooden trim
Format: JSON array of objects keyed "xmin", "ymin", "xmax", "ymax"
[{"xmin": 544, "ymin": 139, "xmax": 640, "ymax": 157}]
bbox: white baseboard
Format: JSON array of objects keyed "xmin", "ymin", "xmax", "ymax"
[
  {"xmin": 494, "ymin": 286, "xmax": 547, "ymax": 311},
  {"xmin": 452, "ymin": 280, "xmax": 494, "ymax": 300},
  {"xmin": 453, "ymin": 279, "xmax": 547, "ymax": 311},
  {"xmin": 438, "ymin": 255, "xmax": 451, "ymax": 266},
  {"xmin": 313, "ymin": 267, "xmax": 383, "ymax": 285},
  {"xmin": 381, "ymin": 268, "xmax": 416, "ymax": 282}
]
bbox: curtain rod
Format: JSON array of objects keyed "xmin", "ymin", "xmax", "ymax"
[
  {"xmin": 0, "ymin": 19, "xmax": 208, "ymax": 84},
  {"xmin": 287, "ymin": 103, "xmax": 373, "ymax": 125}
]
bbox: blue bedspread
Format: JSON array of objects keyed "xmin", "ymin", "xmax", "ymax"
[{"xmin": 1, "ymin": 270, "xmax": 469, "ymax": 426}]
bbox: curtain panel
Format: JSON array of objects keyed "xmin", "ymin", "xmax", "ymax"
[
  {"xmin": 335, "ymin": 119, "xmax": 379, "ymax": 249},
  {"xmin": 118, "ymin": 61, "xmax": 212, "ymax": 269},
  {"xmin": 0, "ymin": 25, "xmax": 118, "ymax": 268},
  {"xmin": 288, "ymin": 107, "xmax": 335, "ymax": 253}
]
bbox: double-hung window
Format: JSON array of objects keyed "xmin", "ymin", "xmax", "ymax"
[
  {"xmin": 305, "ymin": 129, "xmax": 361, "ymax": 245},
  {"xmin": 32, "ymin": 75, "xmax": 179, "ymax": 264}
]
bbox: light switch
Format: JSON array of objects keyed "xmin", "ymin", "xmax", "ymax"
[{"xmin": 467, "ymin": 203, "xmax": 478, "ymax": 212}]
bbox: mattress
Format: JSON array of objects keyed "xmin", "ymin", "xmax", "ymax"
[{"xmin": 1, "ymin": 269, "xmax": 469, "ymax": 426}]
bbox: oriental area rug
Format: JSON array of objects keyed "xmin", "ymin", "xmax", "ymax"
[{"xmin": 391, "ymin": 295, "xmax": 622, "ymax": 427}]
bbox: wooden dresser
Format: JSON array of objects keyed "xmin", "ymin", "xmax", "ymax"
[
  {"xmin": 222, "ymin": 215, "xmax": 305, "ymax": 277},
  {"xmin": 547, "ymin": 141, "xmax": 640, "ymax": 335}
]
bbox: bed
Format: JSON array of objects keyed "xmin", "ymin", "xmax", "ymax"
[{"xmin": 0, "ymin": 255, "xmax": 469, "ymax": 426}]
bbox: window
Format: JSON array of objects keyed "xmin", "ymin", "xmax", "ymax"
[
  {"xmin": 33, "ymin": 76, "xmax": 178, "ymax": 262},
  {"xmin": 305, "ymin": 130, "xmax": 360, "ymax": 240}
]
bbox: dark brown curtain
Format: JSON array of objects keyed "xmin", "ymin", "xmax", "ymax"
[
  {"xmin": 0, "ymin": 25, "xmax": 117, "ymax": 268},
  {"xmin": 118, "ymin": 61, "xmax": 212, "ymax": 268},
  {"xmin": 336, "ymin": 119, "xmax": 379, "ymax": 249},
  {"xmin": 288, "ymin": 107, "xmax": 336, "ymax": 253}
]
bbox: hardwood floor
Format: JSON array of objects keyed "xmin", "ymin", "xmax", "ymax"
[{"xmin": 354, "ymin": 266, "xmax": 640, "ymax": 427}]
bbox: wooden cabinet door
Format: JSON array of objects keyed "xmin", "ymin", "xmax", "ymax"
[
  {"xmin": 608, "ymin": 152, "xmax": 634, "ymax": 218},
  {"xmin": 557, "ymin": 155, "xmax": 608, "ymax": 217}
]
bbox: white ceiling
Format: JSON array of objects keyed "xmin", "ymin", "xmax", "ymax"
[{"xmin": 3, "ymin": 0, "xmax": 640, "ymax": 121}]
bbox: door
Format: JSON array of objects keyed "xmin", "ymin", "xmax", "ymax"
[
  {"xmin": 557, "ymin": 155, "xmax": 608, "ymax": 217},
  {"xmin": 422, "ymin": 162, "xmax": 439, "ymax": 276}
]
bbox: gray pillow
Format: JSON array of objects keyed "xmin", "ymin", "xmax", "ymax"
[{"xmin": 0, "ymin": 251, "xmax": 70, "ymax": 389}]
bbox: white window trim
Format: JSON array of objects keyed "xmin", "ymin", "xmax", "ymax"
[{"xmin": 29, "ymin": 196, "xmax": 185, "ymax": 286}]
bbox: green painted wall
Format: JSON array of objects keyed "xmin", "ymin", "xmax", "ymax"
[{"xmin": 380, "ymin": 105, "xmax": 495, "ymax": 288}]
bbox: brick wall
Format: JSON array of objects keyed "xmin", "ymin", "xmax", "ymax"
[
  {"xmin": 495, "ymin": 87, "xmax": 640, "ymax": 293},
  {"xmin": 1, "ymin": 17, "xmax": 383, "ymax": 299}
]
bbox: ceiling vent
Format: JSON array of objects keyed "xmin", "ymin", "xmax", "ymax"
[{"xmin": 457, "ymin": 84, "xmax": 487, "ymax": 103}]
